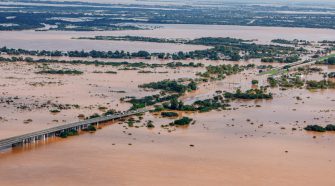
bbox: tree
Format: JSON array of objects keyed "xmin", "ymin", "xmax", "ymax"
[
  {"xmin": 327, "ymin": 57, "xmax": 335, "ymax": 65},
  {"xmin": 178, "ymin": 100, "xmax": 184, "ymax": 110},
  {"xmin": 170, "ymin": 98, "xmax": 179, "ymax": 110},
  {"xmin": 231, "ymin": 53, "xmax": 241, "ymax": 61},
  {"xmin": 251, "ymin": 80, "xmax": 259, "ymax": 85},
  {"xmin": 188, "ymin": 81, "xmax": 197, "ymax": 90}
]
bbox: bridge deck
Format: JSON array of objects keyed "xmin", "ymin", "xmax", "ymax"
[{"xmin": 0, "ymin": 109, "xmax": 146, "ymax": 149}]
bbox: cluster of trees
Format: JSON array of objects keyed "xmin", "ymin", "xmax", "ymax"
[
  {"xmin": 171, "ymin": 117, "xmax": 193, "ymax": 126},
  {"xmin": 59, "ymin": 129, "xmax": 79, "ymax": 138},
  {"xmin": 166, "ymin": 62, "xmax": 203, "ymax": 68},
  {"xmin": 161, "ymin": 112, "xmax": 179, "ymax": 117},
  {"xmin": 126, "ymin": 94, "xmax": 180, "ymax": 110},
  {"xmin": 163, "ymin": 97, "xmax": 195, "ymax": 111},
  {"xmin": 306, "ymin": 80, "xmax": 335, "ymax": 89},
  {"xmin": 139, "ymin": 80, "xmax": 197, "ymax": 94},
  {"xmin": 261, "ymin": 55, "xmax": 300, "ymax": 63},
  {"xmin": 267, "ymin": 77, "xmax": 278, "ymax": 87},
  {"xmin": 129, "ymin": 64, "xmax": 254, "ymax": 113},
  {"xmin": 167, "ymin": 37, "xmax": 298, "ymax": 61},
  {"xmin": 0, "ymin": 35, "xmax": 301, "ymax": 62},
  {"xmin": 0, "ymin": 47, "xmax": 151, "ymax": 59},
  {"xmin": 268, "ymin": 75, "xmax": 335, "ymax": 89},
  {"xmin": 127, "ymin": 79, "xmax": 198, "ymax": 110},
  {"xmin": 305, "ymin": 124, "xmax": 335, "ymax": 132},
  {"xmin": 267, "ymin": 76, "xmax": 304, "ymax": 88},
  {"xmin": 0, "ymin": 56, "xmax": 205, "ymax": 70},
  {"xmin": 160, "ymin": 95, "xmax": 229, "ymax": 113},
  {"xmin": 199, "ymin": 64, "xmax": 252, "ymax": 80},
  {"xmin": 68, "ymin": 50, "xmax": 151, "ymax": 59},
  {"xmin": 77, "ymin": 36, "xmax": 187, "ymax": 44},
  {"xmin": 36, "ymin": 69, "xmax": 83, "ymax": 75},
  {"xmin": 224, "ymin": 88, "xmax": 273, "ymax": 99},
  {"xmin": 271, "ymin": 39, "xmax": 299, "ymax": 45},
  {"xmin": 192, "ymin": 97, "xmax": 230, "ymax": 112},
  {"xmin": 130, "ymin": 85, "xmax": 230, "ymax": 113},
  {"xmin": 0, "ymin": 47, "xmax": 64, "ymax": 56}
]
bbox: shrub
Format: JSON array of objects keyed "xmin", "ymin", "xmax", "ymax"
[
  {"xmin": 83, "ymin": 125, "xmax": 97, "ymax": 132},
  {"xmin": 127, "ymin": 120, "xmax": 134, "ymax": 127},
  {"xmin": 89, "ymin": 113, "xmax": 100, "ymax": 119},
  {"xmin": 103, "ymin": 109, "xmax": 117, "ymax": 116},
  {"xmin": 267, "ymin": 77, "xmax": 278, "ymax": 87},
  {"xmin": 146, "ymin": 120, "xmax": 155, "ymax": 128},
  {"xmin": 150, "ymin": 105, "xmax": 165, "ymax": 112}
]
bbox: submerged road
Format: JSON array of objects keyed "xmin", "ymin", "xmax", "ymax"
[{"xmin": 0, "ymin": 108, "xmax": 147, "ymax": 150}]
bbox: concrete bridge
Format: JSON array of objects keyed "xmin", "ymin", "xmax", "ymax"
[{"xmin": 0, "ymin": 109, "xmax": 147, "ymax": 150}]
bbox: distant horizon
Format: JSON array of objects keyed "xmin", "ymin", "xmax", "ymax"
[{"xmin": 22, "ymin": 0, "xmax": 335, "ymax": 5}]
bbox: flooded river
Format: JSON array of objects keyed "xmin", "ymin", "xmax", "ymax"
[{"xmin": 0, "ymin": 24, "xmax": 335, "ymax": 185}]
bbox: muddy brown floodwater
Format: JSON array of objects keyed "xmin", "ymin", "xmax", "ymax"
[
  {"xmin": 0, "ymin": 27, "xmax": 335, "ymax": 185},
  {"xmin": 2, "ymin": 24, "xmax": 335, "ymax": 52}
]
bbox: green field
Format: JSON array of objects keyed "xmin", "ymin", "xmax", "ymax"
[
  {"xmin": 260, "ymin": 69, "xmax": 279, "ymax": 75},
  {"xmin": 318, "ymin": 53, "xmax": 335, "ymax": 61},
  {"xmin": 260, "ymin": 68, "xmax": 289, "ymax": 76}
]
